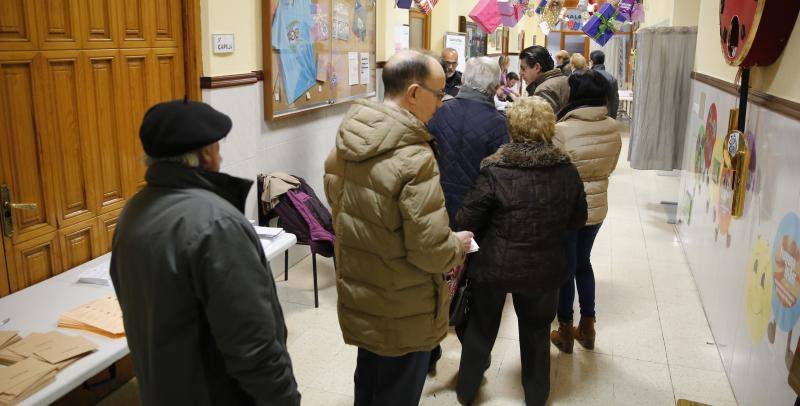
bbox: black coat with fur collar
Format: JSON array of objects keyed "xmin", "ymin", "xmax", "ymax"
[{"xmin": 456, "ymin": 142, "xmax": 588, "ymax": 294}]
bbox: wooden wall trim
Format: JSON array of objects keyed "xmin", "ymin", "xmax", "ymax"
[
  {"xmin": 200, "ymin": 71, "xmax": 264, "ymax": 89},
  {"xmin": 691, "ymin": 71, "xmax": 800, "ymax": 122}
]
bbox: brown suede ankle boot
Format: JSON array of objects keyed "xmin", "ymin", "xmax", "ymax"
[
  {"xmin": 574, "ymin": 316, "xmax": 596, "ymax": 350},
  {"xmin": 550, "ymin": 321, "xmax": 574, "ymax": 354}
]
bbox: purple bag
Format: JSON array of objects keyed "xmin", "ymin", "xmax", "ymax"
[
  {"xmin": 617, "ymin": 0, "xmax": 636, "ymax": 20},
  {"xmin": 581, "ymin": 2, "xmax": 627, "ymax": 46},
  {"xmin": 469, "ymin": 0, "xmax": 501, "ymax": 33}
]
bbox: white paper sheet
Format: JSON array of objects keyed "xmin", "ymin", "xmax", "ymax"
[
  {"xmin": 348, "ymin": 52, "xmax": 359, "ymax": 85},
  {"xmin": 359, "ymin": 53, "xmax": 370, "ymax": 85}
]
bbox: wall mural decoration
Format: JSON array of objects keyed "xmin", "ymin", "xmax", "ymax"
[
  {"xmin": 747, "ymin": 236, "xmax": 773, "ymax": 342},
  {"xmin": 772, "ymin": 212, "xmax": 800, "ymax": 333}
]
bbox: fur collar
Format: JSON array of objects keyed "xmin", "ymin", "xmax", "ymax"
[{"xmin": 481, "ymin": 142, "xmax": 571, "ymax": 169}]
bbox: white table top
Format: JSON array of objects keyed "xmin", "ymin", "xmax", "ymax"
[{"xmin": 0, "ymin": 231, "xmax": 296, "ymax": 405}]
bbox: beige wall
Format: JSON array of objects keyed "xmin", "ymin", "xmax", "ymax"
[
  {"xmin": 201, "ymin": 0, "xmax": 262, "ymax": 76},
  {"xmin": 643, "ymin": 0, "xmax": 673, "ymax": 27},
  {"xmin": 671, "ymin": 0, "xmax": 700, "ymax": 27},
  {"xmin": 377, "ymin": 2, "xmax": 409, "ymax": 62},
  {"xmin": 693, "ymin": 0, "xmax": 800, "ymax": 103}
]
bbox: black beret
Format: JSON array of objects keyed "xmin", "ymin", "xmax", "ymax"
[{"xmin": 139, "ymin": 100, "xmax": 232, "ymax": 158}]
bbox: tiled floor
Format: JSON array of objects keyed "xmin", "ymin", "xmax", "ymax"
[{"xmin": 101, "ymin": 134, "xmax": 738, "ymax": 405}]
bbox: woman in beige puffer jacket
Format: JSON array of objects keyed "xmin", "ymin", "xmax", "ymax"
[{"xmin": 551, "ymin": 70, "xmax": 622, "ymax": 354}]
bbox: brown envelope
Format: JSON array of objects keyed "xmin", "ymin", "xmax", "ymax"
[
  {"xmin": 34, "ymin": 335, "xmax": 97, "ymax": 365},
  {"xmin": 0, "ymin": 358, "xmax": 56, "ymax": 395}
]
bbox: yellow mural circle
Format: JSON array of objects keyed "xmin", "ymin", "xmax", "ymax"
[{"xmin": 746, "ymin": 237, "xmax": 773, "ymax": 342}]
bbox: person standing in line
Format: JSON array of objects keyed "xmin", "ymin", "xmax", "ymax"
[
  {"xmin": 570, "ymin": 53, "xmax": 588, "ymax": 73},
  {"xmin": 550, "ymin": 70, "xmax": 622, "ymax": 354},
  {"xmin": 443, "ymin": 47, "xmax": 464, "ymax": 97},
  {"xmin": 455, "ymin": 97, "xmax": 588, "ymax": 405},
  {"xmin": 324, "ymin": 50, "xmax": 473, "ymax": 406},
  {"xmin": 519, "ymin": 45, "xmax": 571, "ymax": 113},
  {"xmin": 555, "ymin": 50, "xmax": 572, "ymax": 76},
  {"xmin": 590, "ymin": 50, "xmax": 621, "ymax": 119},
  {"xmin": 111, "ymin": 100, "xmax": 301, "ymax": 405}
]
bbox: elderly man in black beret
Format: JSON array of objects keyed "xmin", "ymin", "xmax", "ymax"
[{"xmin": 110, "ymin": 100, "xmax": 300, "ymax": 406}]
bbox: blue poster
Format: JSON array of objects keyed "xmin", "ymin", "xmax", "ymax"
[{"xmin": 272, "ymin": 0, "xmax": 317, "ymax": 103}]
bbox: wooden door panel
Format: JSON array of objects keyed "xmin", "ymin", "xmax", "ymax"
[
  {"xmin": 84, "ymin": 50, "xmax": 128, "ymax": 211},
  {"xmin": 0, "ymin": 53, "xmax": 57, "ymax": 242},
  {"xmin": 0, "ymin": 243, "xmax": 8, "ymax": 297},
  {"xmin": 152, "ymin": 0, "xmax": 181, "ymax": 48},
  {"xmin": 41, "ymin": 51, "xmax": 98, "ymax": 226},
  {"xmin": 120, "ymin": 50, "xmax": 155, "ymax": 192},
  {"xmin": 119, "ymin": 0, "xmax": 149, "ymax": 48},
  {"xmin": 81, "ymin": 0, "xmax": 120, "ymax": 49},
  {"xmin": 35, "ymin": 0, "xmax": 82, "ymax": 50},
  {"xmin": 58, "ymin": 218, "xmax": 100, "ymax": 271},
  {"xmin": 153, "ymin": 48, "xmax": 184, "ymax": 101},
  {"xmin": 0, "ymin": 0, "xmax": 38, "ymax": 50},
  {"xmin": 7, "ymin": 232, "xmax": 60, "ymax": 292},
  {"xmin": 97, "ymin": 208, "xmax": 121, "ymax": 254}
]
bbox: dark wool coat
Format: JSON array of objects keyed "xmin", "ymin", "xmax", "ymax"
[
  {"xmin": 427, "ymin": 88, "xmax": 509, "ymax": 228},
  {"xmin": 456, "ymin": 142, "xmax": 588, "ymax": 294},
  {"xmin": 111, "ymin": 163, "xmax": 300, "ymax": 406}
]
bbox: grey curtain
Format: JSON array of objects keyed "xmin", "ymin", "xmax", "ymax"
[{"xmin": 629, "ymin": 26, "xmax": 697, "ymax": 170}]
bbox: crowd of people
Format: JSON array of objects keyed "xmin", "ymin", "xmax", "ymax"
[{"xmin": 108, "ymin": 45, "xmax": 623, "ymax": 406}]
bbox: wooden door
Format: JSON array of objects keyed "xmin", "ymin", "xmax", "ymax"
[{"xmin": 0, "ymin": 0, "xmax": 191, "ymax": 295}]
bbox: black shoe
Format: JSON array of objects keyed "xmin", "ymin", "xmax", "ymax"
[{"xmin": 428, "ymin": 345, "xmax": 442, "ymax": 375}]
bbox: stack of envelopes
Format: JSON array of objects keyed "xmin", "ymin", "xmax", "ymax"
[
  {"xmin": 0, "ymin": 358, "xmax": 58, "ymax": 405},
  {"xmin": 0, "ymin": 331, "xmax": 97, "ymax": 370},
  {"xmin": 58, "ymin": 295, "xmax": 125, "ymax": 338}
]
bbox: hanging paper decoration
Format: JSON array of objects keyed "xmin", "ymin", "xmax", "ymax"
[
  {"xmin": 534, "ymin": 0, "xmax": 548, "ymax": 14},
  {"xmin": 617, "ymin": 0, "xmax": 636, "ymax": 20},
  {"xmin": 630, "ymin": 1, "xmax": 645, "ymax": 22},
  {"xmin": 540, "ymin": 0, "xmax": 564, "ymax": 32},
  {"xmin": 395, "ymin": 0, "xmax": 412, "ymax": 9},
  {"xmin": 498, "ymin": 0, "xmax": 524, "ymax": 27},
  {"xmin": 469, "ymin": 0, "xmax": 502, "ymax": 33},
  {"xmin": 581, "ymin": 1, "xmax": 627, "ymax": 46},
  {"xmin": 414, "ymin": 0, "xmax": 438, "ymax": 15}
]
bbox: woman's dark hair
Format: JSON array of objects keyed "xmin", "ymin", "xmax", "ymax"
[
  {"xmin": 520, "ymin": 45, "xmax": 554, "ymax": 72},
  {"xmin": 506, "ymin": 71, "xmax": 519, "ymax": 82},
  {"xmin": 567, "ymin": 70, "xmax": 608, "ymax": 103}
]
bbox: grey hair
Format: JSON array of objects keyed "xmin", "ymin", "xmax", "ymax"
[
  {"xmin": 145, "ymin": 150, "xmax": 201, "ymax": 167},
  {"xmin": 462, "ymin": 57, "xmax": 501, "ymax": 95}
]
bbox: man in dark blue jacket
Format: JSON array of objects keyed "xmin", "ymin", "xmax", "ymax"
[{"xmin": 428, "ymin": 56, "xmax": 510, "ymax": 229}]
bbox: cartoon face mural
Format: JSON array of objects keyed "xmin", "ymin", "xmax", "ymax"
[
  {"xmin": 708, "ymin": 134, "xmax": 726, "ymax": 215},
  {"xmin": 747, "ymin": 237, "xmax": 773, "ymax": 342},
  {"xmin": 773, "ymin": 213, "xmax": 800, "ymax": 332},
  {"xmin": 694, "ymin": 126, "xmax": 706, "ymax": 176}
]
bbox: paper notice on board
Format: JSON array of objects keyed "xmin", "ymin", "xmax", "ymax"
[
  {"xmin": 348, "ymin": 52, "xmax": 359, "ymax": 85},
  {"xmin": 395, "ymin": 25, "xmax": 409, "ymax": 52},
  {"xmin": 359, "ymin": 53, "xmax": 370, "ymax": 85}
]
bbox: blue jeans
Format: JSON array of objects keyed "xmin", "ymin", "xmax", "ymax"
[{"xmin": 557, "ymin": 223, "xmax": 603, "ymax": 323}]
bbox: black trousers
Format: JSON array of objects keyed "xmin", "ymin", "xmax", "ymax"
[
  {"xmin": 456, "ymin": 284, "xmax": 558, "ymax": 406},
  {"xmin": 354, "ymin": 347, "xmax": 431, "ymax": 406}
]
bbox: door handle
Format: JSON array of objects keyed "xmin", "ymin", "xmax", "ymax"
[{"xmin": 1, "ymin": 185, "xmax": 37, "ymax": 238}]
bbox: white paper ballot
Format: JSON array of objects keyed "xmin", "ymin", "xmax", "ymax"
[
  {"xmin": 469, "ymin": 238, "xmax": 479, "ymax": 253},
  {"xmin": 359, "ymin": 53, "xmax": 370, "ymax": 85},
  {"xmin": 348, "ymin": 52, "xmax": 359, "ymax": 85},
  {"xmin": 254, "ymin": 226, "xmax": 284, "ymax": 238},
  {"xmin": 77, "ymin": 263, "xmax": 112, "ymax": 286}
]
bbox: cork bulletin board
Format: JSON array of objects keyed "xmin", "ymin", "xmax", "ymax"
[{"xmin": 263, "ymin": 0, "xmax": 377, "ymax": 120}]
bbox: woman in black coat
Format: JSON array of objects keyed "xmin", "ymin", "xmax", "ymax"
[{"xmin": 455, "ymin": 97, "xmax": 587, "ymax": 406}]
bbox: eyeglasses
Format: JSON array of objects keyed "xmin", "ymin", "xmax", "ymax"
[
  {"xmin": 414, "ymin": 83, "xmax": 446, "ymax": 100},
  {"xmin": 443, "ymin": 61, "xmax": 458, "ymax": 67}
]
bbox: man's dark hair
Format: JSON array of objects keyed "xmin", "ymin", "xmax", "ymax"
[
  {"xmin": 506, "ymin": 71, "xmax": 519, "ymax": 82},
  {"xmin": 382, "ymin": 52, "xmax": 432, "ymax": 98},
  {"xmin": 568, "ymin": 69, "xmax": 609, "ymax": 103},
  {"xmin": 520, "ymin": 45, "xmax": 554, "ymax": 72},
  {"xmin": 590, "ymin": 50, "xmax": 605, "ymax": 65}
]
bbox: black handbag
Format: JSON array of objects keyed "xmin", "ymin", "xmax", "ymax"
[{"xmin": 449, "ymin": 277, "xmax": 471, "ymax": 327}]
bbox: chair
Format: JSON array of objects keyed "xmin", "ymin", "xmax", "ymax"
[{"xmin": 257, "ymin": 174, "xmax": 335, "ymax": 308}]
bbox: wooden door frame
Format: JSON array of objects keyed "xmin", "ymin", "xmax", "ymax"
[
  {"xmin": 182, "ymin": 0, "xmax": 203, "ymax": 101},
  {"xmin": 409, "ymin": 10, "xmax": 431, "ymax": 50}
]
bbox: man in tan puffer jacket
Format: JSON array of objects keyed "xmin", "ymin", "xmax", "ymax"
[
  {"xmin": 324, "ymin": 50, "xmax": 473, "ymax": 405},
  {"xmin": 551, "ymin": 70, "xmax": 622, "ymax": 356}
]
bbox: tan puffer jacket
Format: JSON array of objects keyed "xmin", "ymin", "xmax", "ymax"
[
  {"xmin": 554, "ymin": 106, "xmax": 622, "ymax": 225},
  {"xmin": 324, "ymin": 99, "xmax": 465, "ymax": 357}
]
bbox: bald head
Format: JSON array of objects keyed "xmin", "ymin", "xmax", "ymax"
[
  {"xmin": 442, "ymin": 48, "xmax": 459, "ymax": 78},
  {"xmin": 382, "ymin": 50, "xmax": 442, "ymax": 98}
]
